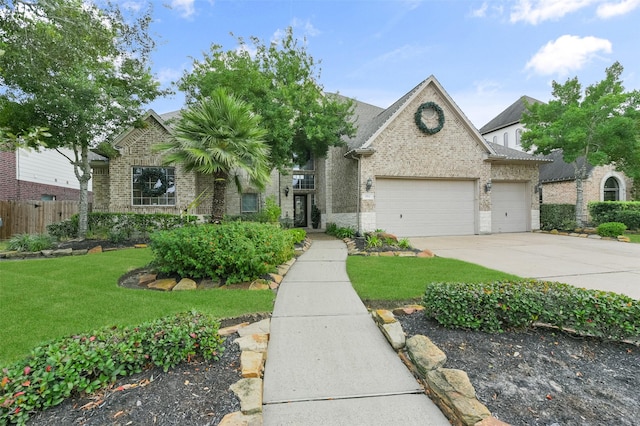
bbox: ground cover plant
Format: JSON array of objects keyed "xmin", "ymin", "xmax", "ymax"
[
  {"xmin": 346, "ymin": 256, "xmax": 520, "ymax": 302},
  {"xmin": 0, "ymin": 312, "xmax": 224, "ymax": 425},
  {"xmin": 0, "ymin": 249, "xmax": 274, "ymax": 364}
]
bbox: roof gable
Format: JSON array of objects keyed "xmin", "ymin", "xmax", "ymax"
[
  {"xmin": 111, "ymin": 109, "xmax": 172, "ymax": 148},
  {"xmin": 479, "ymin": 95, "xmax": 543, "ymax": 134},
  {"xmin": 346, "ymin": 75, "xmax": 494, "ymax": 156}
]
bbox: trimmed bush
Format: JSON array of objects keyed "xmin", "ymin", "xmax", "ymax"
[
  {"xmin": 289, "ymin": 228, "xmax": 307, "ymax": 245},
  {"xmin": 597, "ymin": 222, "xmax": 627, "ymax": 237},
  {"xmin": 47, "ymin": 213, "xmax": 198, "ymax": 240},
  {"xmin": 149, "ymin": 222, "xmax": 294, "ymax": 284},
  {"xmin": 589, "ymin": 201, "xmax": 640, "ymax": 230},
  {"xmin": 540, "ymin": 204, "xmax": 576, "ymax": 231},
  {"xmin": 0, "ymin": 311, "xmax": 224, "ymax": 425},
  {"xmin": 422, "ymin": 280, "xmax": 640, "ymax": 341}
]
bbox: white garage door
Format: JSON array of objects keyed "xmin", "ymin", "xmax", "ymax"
[
  {"xmin": 376, "ymin": 179, "xmax": 476, "ymax": 237},
  {"xmin": 491, "ymin": 182, "xmax": 528, "ymax": 233}
]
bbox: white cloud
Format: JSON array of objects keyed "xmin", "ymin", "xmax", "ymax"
[
  {"xmin": 471, "ymin": 2, "xmax": 489, "ymax": 18},
  {"xmin": 156, "ymin": 67, "xmax": 183, "ymax": 85},
  {"xmin": 121, "ymin": 1, "xmax": 144, "ymax": 12},
  {"xmin": 291, "ymin": 18, "xmax": 321, "ymax": 37},
  {"xmin": 169, "ymin": 0, "xmax": 195, "ymax": 19},
  {"xmin": 510, "ymin": 0, "xmax": 595, "ymax": 24},
  {"xmin": 597, "ymin": 0, "xmax": 640, "ymax": 17},
  {"xmin": 525, "ymin": 35, "xmax": 612, "ymax": 76}
]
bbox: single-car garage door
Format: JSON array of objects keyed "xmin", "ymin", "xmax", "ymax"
[
  {"xmin": 491, "ymin": 182, "xmax": 528, "ymax": 233},
  {"xmin": 376, "ymin": 179, "xmax": 476, "ymax": 237}
]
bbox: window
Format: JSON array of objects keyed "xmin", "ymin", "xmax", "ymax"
[
  {"xmin": 241, "ymin": 193, "xmax": 259, "ymax": 213},
  {"xmin": 515, "ymin": 129, "xmax": 522, "ymax": 146},
  {"xmin": 603, "ymin": 177, "xmax": 620, "ymax": 201},
  {"xmin": 503, "ymin": 132, "xmax": 509, "ymax": 147},
  {"xmin": 132, "ymin": 167, "xmax": 176, "ymax": 206},
  {"xmin": 292, "ymin": 174, "xmax": 315, "ymax": 190},
  {"xmin": 492, "ymin": 136, "xmax": 497, "ymax": 144}
]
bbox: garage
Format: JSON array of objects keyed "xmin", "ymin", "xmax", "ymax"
[
  {"xmin": 491, "ymin": 182, "xmax": 529, "ymax": 233},
  {"xmin": 375, "ymin": 178, "xmax": 476, "ymax": 237}
]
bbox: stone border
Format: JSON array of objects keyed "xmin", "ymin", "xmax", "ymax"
[
  {"xmin": 535, "ymin": 229, "xmax": 632, "ymax": 242},
  {"xmin": 371, "ymin": 308, "xmax": 510, "ymax": 426}
]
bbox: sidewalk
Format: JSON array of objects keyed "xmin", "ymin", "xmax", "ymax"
[{"xmin": 262, "ymin": 236, "xmax": 450, "ymax": 425}]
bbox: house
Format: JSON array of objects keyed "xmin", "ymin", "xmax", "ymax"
[
  {"xmin": 92, "ymin": 75, "xmax": 547, "ymax": 237},
  {"xmin": 0, "ymin": 148, "xmax": 92, "ymax": 201},
  {"xmin": 479, "ymin": 96, "xmax": 634, "ymax": 221}
]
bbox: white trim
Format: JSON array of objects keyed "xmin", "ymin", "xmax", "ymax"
[{"xmin": 600, "ymin": 172, "xmax": 626, "ymax": 201}]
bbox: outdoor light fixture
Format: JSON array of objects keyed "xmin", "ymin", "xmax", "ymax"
[
  {"xmin": 366, "ymin": 178, "xmax": 373, "ymax": 191},
  {"xmin": 484, "ymin": 181, "xmax": 492, "ymax": 193},
  {"xmin": 284, "ymin": 186, "xmax": 290, "ymax": 197}
]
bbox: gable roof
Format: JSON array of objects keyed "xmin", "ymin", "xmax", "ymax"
[
  {"xmin": 111, "ymin": 109, "xmax": 172, "ymax": 148},
  {"xmin": 344, "ymin": 75, "xmax": 494, "ymax": 157},
  {"xmin": 539, "ymin": 150, "xmax": 593, "ymax": 183},
  {"xmin": 479, "ymin": 96, "xmax": 543, "ymax": 134},
  {"xmin": 487, "ymin": 142, "xmax": 552, "ymax": 164}
]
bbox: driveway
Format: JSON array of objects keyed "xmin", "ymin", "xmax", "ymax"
[{"xmin": 409, "ymin": 233, "xmax": 640, "ymax": 300}]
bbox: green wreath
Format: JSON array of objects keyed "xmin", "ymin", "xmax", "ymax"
[
  {"xmin": 414, "ymin": 102, "xmax": 445, "ymax": 135},
  {"xmin": 139, "ymin": 168, "xmax": 168, "ymax": 197}
]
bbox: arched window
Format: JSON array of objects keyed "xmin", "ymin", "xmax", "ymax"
[
  {"xmin": 492, "ymin": 135, "xmax": 497, "ymax": 144},
  {"xmin": 515, "ymin": 129, "xmax": 522, "ymax": 146},
  {"xmin": 503, "ymin": 132, "xmax": 508, "ymax": 147},
  {"xmin": 603, "ymin": 177, "xmax": 620, "ymax": 201}
]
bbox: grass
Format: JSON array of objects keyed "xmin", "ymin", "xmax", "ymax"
[
  {"xmin": 0, "ymin": 249, "xmax": 274, "ymax": 365},
  {"xmin": 347, "ymin": 255, "xmax": 521, "ymax": 301},
  {"xmin": 624, "ymin": 233, "xmax": 640, "ymax": 243}
]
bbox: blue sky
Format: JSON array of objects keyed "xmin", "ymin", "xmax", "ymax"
[{"xmin": 137, "ymin": 0, "xmax": 640, "ymax": 129}]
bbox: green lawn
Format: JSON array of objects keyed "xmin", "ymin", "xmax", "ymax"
[
  {"xmin": 347, "ymin": 255, "xmax": 521, "ymax": 301},
  {"xmin": 625, "ymin": 233, "xmax": 640, "ymax": 243},
  {"xmin": 0, "ymin": 249, "xmax": 274, "ymax": 364}
]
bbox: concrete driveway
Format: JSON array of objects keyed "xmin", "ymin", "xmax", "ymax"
[{"xmin": 409, "ymin": 233, "xmax": 640, "ymax": 300}]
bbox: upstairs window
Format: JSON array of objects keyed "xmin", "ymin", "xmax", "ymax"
[
  {"xmin": 515, "ymin": 129, "xmax": 522, "ymax": 146},
  {"xmin": 132, "ymin": 167, "xmax": 176, "ymax": 206},
  {"xmin": 503, "ymin": 132, "xmax": 509, "ymax": 147}
]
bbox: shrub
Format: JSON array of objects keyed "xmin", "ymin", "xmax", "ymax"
[
  {"xmin": 422, "ymin": 280, "xmax": 640, "ymax": 341},
  {"xmin": 149, "ymin": 222, "xmax": 294, "ymax": 284},
  {"xmin": 47, "ymin": 213, "xmax": 198, "ymax": 240},
  {"xmin": 596, "ymin": 222, "xmax": 627, "ymax": 237},
  {"xmin": 7, "ymin": 234, "xmax": 55, "ymax": 252},
  {"xmin": 589, "ymin": 201, "xmax": 640, "ymax": 230},
  {"xmin": 398, "ymin": 238, "xmax": 412, "ymax": 249},
  {"xmin": 0, "ymin": 311, "xmax": 224, "ymax": 425},
  {"xmin": 264, "ymin": 196, "xmax": 281, "ymax": 224},
  {"xmin": 289, "ymin": 228, "xmax": 307, "ymax": 245},
  {"xmin": 325, "ymin": 223, "xmax": 355, "ymax": 239},
  {"xmin": 540, "ymin": 204, "xmax": 576, "ymax": 231},
  {"xmin": 365, "ymin": 234, "xmax": 382, "ymax": 249}
]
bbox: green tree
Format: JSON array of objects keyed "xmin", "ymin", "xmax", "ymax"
[
  {"xmin": 0, "ymin": 0, "xmax": 164, "ymax": 237},
  {"xmin": 154, "ymin": 89, "xmax": 271, "ymax": 223},
  {"xmin": 178, "ymin": 27, "xmax": 356, "ymax": 169},
  {"xmin": 521, "ymin": 62, "xmax": 640, "ymax": 226}
]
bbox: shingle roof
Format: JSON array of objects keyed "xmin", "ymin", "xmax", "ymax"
[
  {"xmin": 539, "ymin": 150, "xmax": 593, "ymax": 183},
  {"xmin": 487, "ymin": 142, "xmax": 551, "ymax": 163},
  {"xmin": 479, "ymin": 96, "xmax": 543, "ymax": 134}
]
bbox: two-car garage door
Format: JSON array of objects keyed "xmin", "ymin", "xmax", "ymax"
[{"xmin": 375, "ymin": 179, "xmax": 476, "ymax": 237}]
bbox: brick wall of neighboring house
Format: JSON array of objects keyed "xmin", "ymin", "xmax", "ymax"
[
  {"xmin": 359, "ymin": 85, "xmax": 493, "ymax": 216},
  {"xmin": 0, "ymin": 151, "xmax": 18, "ymax": 200},
  {"xmin": 91, "ymin": 166, "xmax": 110, "ymax": 211}
]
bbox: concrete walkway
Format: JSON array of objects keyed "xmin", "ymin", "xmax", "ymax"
[{"xmin": 262, "ymin": 236, "xmax": 450, "ymax": 425}]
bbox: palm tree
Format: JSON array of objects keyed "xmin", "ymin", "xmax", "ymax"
[{"xmin": 154, "ymin": 89, "xmax": 271, "ymax": 222}]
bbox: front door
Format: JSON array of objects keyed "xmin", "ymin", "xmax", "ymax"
[{"xmin": 294, "ymin": 194, "xmax": 307, "ymax": 227}]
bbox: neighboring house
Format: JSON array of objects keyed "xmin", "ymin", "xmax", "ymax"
[
  {"xmin": 480, "ymin": 96, "xmax": 634, "ymax": 220},
  {"xmin": 92, "ymin": 75, "xmax": 547, "ymax": 237},
  {"xmin": 0, "ymin": 148, "xmax": 92, "ymax": 201}
]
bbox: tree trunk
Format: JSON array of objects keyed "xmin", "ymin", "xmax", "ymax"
[
  {"xmin": 76, "ymin": 144, "xmax": 92, "ymax": 238},
  {"xmin": 574, "ymin": 162, "xmax": 587, "ymax": 228},
  {"xmin": 210, "ymin": 171, "xmax": 227, "ymax": 223}
]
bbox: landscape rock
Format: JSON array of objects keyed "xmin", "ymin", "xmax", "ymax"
[
  {"xmin": 238, "ymin": 319, "xmax": 270, "ymax": 337},
  {"xmin": 382, "ymin": 321, "xmax": 406, "ymax": 350},
  {"xmin": 417, "ymin": 249, "xmax": 435, "ymax": 258},
  {"xmin": 249, "ymin": 280, "xmax": 270, "ymax": 290},
  {"xmin": 373, "ymin": 309, "xmax": 396, "ymax": 324},
  {"xmin": 219, "ymin": 322, "xmax": 249, "ymax": 336},
  {"xmin": 378, "ymin": 232, "xmax": 398, "ymax": 242},
  {"xmin": 474, "ymin": 416, "xmax": 511, "ymax": 426},
  {"xmin": 230, "ymin": 378, "xmax": 263, "ymax": 415},
  {"xmin": 147, "ymin": 278, "xmax": 177, "ymax": 291},
  {"xmin": 173, "ymin": 278, "xmax": 197, "ymax": 291},
  {"xmin": 406, "ymin": 335, "xmax": 447, "ymax": 374},
  {"xmin": 426, "ymin": 368, "xmax": 491, "ymax": 426},
  {"xmin": 218, "ymin": 411, "xmax": 263, "ymax": 426},
  {"xmin": 138, "ymin": 273, "xmax": 157, "ymax": 287},
  {"xmin": 268, "ymin": 273, "xmax": 283, "ymax": 284},
  {"xmin": 52, "ymin": 248, "xmax": 73, "ymax": 256},
  {"xmin": 235, "ymin": 334, "xmax": 269, "ymax": 353},
  {"xmin": 88, "ymin": 246, "xmax": 103, "ymax": 254},
  {"xmin": 240, "ymin": 351, "xmax": 265, "ymax": 378}
]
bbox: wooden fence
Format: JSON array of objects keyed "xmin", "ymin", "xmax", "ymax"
[{"xmin": 0, "ymin": 200, "xmax": 79, "ymax": 240}]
